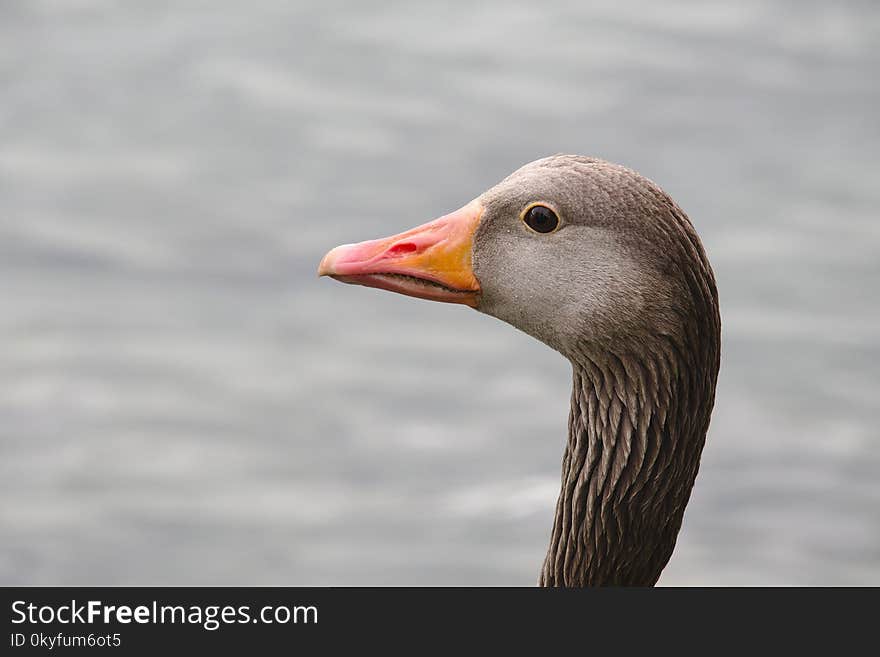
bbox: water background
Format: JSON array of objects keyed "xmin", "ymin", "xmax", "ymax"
[{"xmin": 1, "ymin": 0, "xmax": 878, "ymax": 584}]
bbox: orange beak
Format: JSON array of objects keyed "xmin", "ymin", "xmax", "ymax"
[{"xmin": 317, "ymin": 200, "xmax": 483, "ymax": 307}]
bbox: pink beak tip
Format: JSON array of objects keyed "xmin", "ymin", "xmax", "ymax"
[{"xmin": 317, "ymin": 244, "xmax": 347, "ymax": 277}]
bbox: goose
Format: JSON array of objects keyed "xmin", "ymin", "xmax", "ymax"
[{"xmin": 318, "ymin": 154, "xmax": 721, "ymax": 586}]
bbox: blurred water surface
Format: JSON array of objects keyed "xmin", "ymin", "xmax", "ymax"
[{"xmin": 1, "ymin": 0, "xmax": 878, "ymax": 585}]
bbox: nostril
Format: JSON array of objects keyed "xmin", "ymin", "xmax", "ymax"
[{"xmin": 386, "ymin": 242, "xmax": 418, "ymax": 257}]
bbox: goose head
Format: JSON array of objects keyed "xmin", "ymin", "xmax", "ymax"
[{"xmin": 319, "ymin": 155, "xmax": 710, "ymax": 361}]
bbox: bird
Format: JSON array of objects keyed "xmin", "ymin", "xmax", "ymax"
[{"xmin": 318, "ymin": 154, "xmax": 721, "ymax": 586}]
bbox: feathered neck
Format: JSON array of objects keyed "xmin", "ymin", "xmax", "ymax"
[{"xmin": 540, "ymin": 337, "xmax": 717, "ymax": 586}]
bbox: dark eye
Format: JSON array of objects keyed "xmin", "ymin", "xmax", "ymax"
[{"xmin": 523, "ymin": 205, "xmax": 559, "ymax": 233}]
